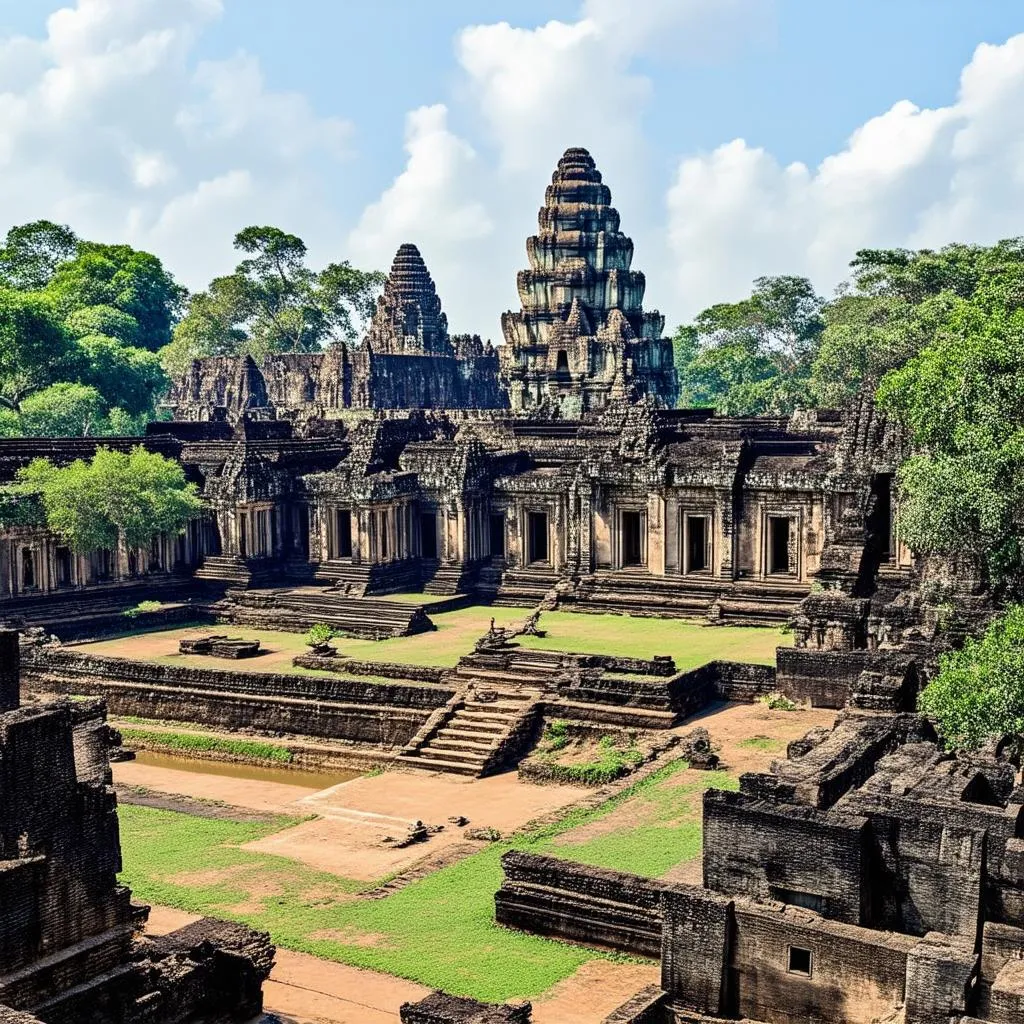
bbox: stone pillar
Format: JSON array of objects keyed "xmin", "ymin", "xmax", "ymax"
[
  {"xmin": 648, "ymin": 493, "xmax": 665, "ymax": 575},
  {"xmin": 661, "ymin": 886, "xmax": 733, "ymax": 1017},
  {"xmin": 0, "ymin": 628, "xmax": 19, "ymax": 712}
]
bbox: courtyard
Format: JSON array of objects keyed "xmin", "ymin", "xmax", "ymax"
[
  {"xmin": 75, "ymin": 602, "xmax": 790, "ymax": 672},
  {"xmin": 113, "ymin": 700, "xmax": 835, "ymax": 1022}
]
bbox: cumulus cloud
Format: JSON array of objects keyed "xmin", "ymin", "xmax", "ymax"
[
  {"xmin": 666, "ymin": 34, "xmax": 1024, "ymax": 315},
  {"xmin": 348, "ymin": 104, "xmax": 494, "ymax": 300},
  {"xmin": 0, "ymin": 0, "xmax": 352, "ymax": 291},
  {"xmin": 352, "ymin": 0, "xmax": 767, "ymax": 338}
]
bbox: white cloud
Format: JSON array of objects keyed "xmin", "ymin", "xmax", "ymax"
[
  {"xmin": 352, "ymin": 0, "xmax": 766, "ymax": 339},
  {"xmin": 666, "ymin": 33, "xmax": 1024, "ymax": 316},
  {"xmin": 0, "ymin": 0, "xmax": 352, "ymax": 292},
  {"xmin": 348, "ymin": 104, "xmax": 494, "ymax": 301}
]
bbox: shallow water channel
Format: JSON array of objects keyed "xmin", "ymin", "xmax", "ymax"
[{"xmin": 130, "ymin": 749, "xmax": 362, "ymax": 791}]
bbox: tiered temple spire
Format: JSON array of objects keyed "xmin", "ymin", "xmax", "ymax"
[
  {"xmin": 364, "ymin": 243, "xmax": 452, "ymax": 356},
  {"xmin": 499, "ymin": 147, "xmax": 678, "ymax": 413}
]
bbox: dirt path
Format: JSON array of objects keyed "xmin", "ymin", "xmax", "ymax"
[
  {"xmin": 246, "ymin": 770, "xmax": 583, "ymax": 881},
  {"xmin": 531, "ymin": 961, "xmax": 660, "ymax": 1024},
  {"xmin": 146, "ymin": 906, "xmax": 428, "ymax": 1023}
]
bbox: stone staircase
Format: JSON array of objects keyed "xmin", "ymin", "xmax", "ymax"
[
  {"xmin": 218, "ymin": 586, "xmax": 434, "ymax": 639},
  {"xmin": 395, "ymin": 687, "xmax": 542, "ymax": 776},
  {"xmin": 194, "ymin": 555, "xmax": 279, "ymax": 589},
  {"xmin": 312, "ymin": 559, "xmax": 422, "ymax": 595},
  {"xmin": 490, "ymin": 567, "xmax": 560, "ymax": 607},
  {"xmin": 562, "ymin": 570, "xmax": 808, "ymax": 625},
  {"xmin": 422, "ymin": 560, "xmax": 480, "ymax": 596}
]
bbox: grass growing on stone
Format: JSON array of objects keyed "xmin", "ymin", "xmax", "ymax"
[
  {"xmin": 118, "ymin": 757, "xmax": 730, "ymax": 1001},
  {"xmin": 119, "ymin": 727, "xmax": 293, "ymax": 764}
]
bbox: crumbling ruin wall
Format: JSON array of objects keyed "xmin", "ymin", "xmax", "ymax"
[
  {"xmin": 494, "ymin": 851, "xmax": 665, "ymax": 956},
  {"xmin": 0, "ymin": 629, "xmax": 275, "ymax": 1023},
  {"xmin": 400, "ymin": 991, "xmax": 532, "ymax": 1024},
  {"xmin": 21, "ymin": 647, "xmax": 452, "ymax": 747},
  {"xmin": 702, "ymin": 790, "xmax": 870, "ymax": 925}
]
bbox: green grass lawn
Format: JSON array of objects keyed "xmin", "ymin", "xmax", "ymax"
[
  {"xmin": 84, "ymin": 605, "xmax": 788, "ymax": 674},
  {"xmin": 119, "ymin": 758, "xmax": 736, "ymax": 1001}
]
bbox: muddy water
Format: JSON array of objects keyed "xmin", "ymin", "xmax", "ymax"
[{"xmin": 130, "ymin": 749, "xmax": 362, "ymax": 791}]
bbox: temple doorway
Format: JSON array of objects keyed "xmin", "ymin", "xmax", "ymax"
[
  {"xmin": 419, "ymin": 512, "xmax": 437, "ymax": 559},
  {"xmin": 621, "ymin": 511, "xmax": 644, "ymax": 567},
  {"xmin": 555, "ymin": 350, "xmax": 570, "ymax": 376},
  {"xmin": 56, "ymin": 547, "xmax": 72, "ymax": 587},
  {"xmin": 295, "ymin": 505, "xmax": 310, "ymax": 560},
  {"xmin": 489, "ymin": 513, "xmax": 505, "ymax": 560},
  {"xmin": 21, "ymin": 548, "xmax": 35, "ymax": 590},
  {"xmin": 768, "ymin": 516, "xmax": 792, "ymax": 575},
  {"xmin": 336, "ymin": 509, "xmax": 353, "ymax": 558},
  {"xmin": 527, "ymin": 512, "xmax": 549, "ymax": 564},
  {"xmin": 686, "ymin": 515, "xmax": 710, "ymax": 573}
]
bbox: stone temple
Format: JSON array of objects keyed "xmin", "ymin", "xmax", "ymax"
[{"xmin": 0, "ymin": 146, "xmax": 1021, "ymax": 1024}]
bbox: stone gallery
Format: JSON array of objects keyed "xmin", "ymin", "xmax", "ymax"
[{"xmin": 0, "ymin": 147, "xmax": 1021, "ymax": 1024}]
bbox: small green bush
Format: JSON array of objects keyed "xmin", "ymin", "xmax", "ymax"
[
  {"xmin": 540, "ymin": 735, "xmax": 645, "ymax": 786},
  {"xmin": 541, "ymin": 719, "xmax": 570, "ymax": 753},
  {"xmin": 757, "ymin": 692, "xmax": 797, "ymax": 711},
  {"xmin": 123, "ymin": 599, "xmax": 163, "ymax": 618},
  {"xmin": 304, "ymin": 623, "xmax": 337, "ymax": 647}
]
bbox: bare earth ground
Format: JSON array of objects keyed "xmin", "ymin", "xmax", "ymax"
[
  {"xmin": 145, "ymin": 905, "xmax": 429, "ymax": 1024},
  {"xmin": 112, "ymin": 760, "xmax": 584, "ymax": 881},
  {"xmin": 145, "ymin": 905, "xmax": 656, "ymax": 1024}
]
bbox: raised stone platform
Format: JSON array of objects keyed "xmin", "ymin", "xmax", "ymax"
[{"xmin": 217, "ymin": 585, "xmax": 435, "ymax": 639}]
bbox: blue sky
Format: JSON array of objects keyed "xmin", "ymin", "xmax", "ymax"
[{"xmin": 1, "ymin": 1, "xmax": 1023, "ymax": 337}]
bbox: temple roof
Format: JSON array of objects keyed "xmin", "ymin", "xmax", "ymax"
[{"xmin": 364, "ymin": 243, "xmax": 451, "ymax": 357}]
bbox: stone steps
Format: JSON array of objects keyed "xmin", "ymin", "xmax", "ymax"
[
  {"xmin": 396, "ymin": 687, "xmax": 542, "ymax": 777},
  {"xmin": 490, "ymin": 568, "xmax": 559, "ymax": 607},
  {"xmin": 219, "ymin": 586, "xmax": 434, "ymax": 639}
]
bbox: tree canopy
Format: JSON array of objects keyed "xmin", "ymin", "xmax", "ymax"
[
  {"xmin": 919, "ymin": 605, "xmax": 1024, "ymax": 752},
  {"xmin": 673, "ymin": 275, "xmax": 825, "ymax": 415},
  {"xmin": 161, "ymin": 226, "xmax": 385, "ymax": 373},
  {"xmin": 14, "ymin": 446, "xmax": 204, "ymax": 553}
]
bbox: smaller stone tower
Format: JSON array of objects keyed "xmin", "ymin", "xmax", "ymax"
[{"xmin": 365, "ymin": 243, "xmax": 453, "ymax": 356}]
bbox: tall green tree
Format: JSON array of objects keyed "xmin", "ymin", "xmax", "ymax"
[
  {"xmin": 0, "ymin": 288, "xmax": 75, "ymax": 410},
  {"xmin": 15, "ymin": 446, "xmax": 204, "ymax": 553},
  {"xmin": 43, "ymin": 242, "xmax": 186, "ymax": 350},
  {"xmin": 0, "ymin": 220, "xmax": 78, "ymax": 290},
  {"xmin": 674, "ymin": 275, "xmax": 825, "ymax": 414},
  {"xmin": 163, "ymin": 226, "xmax": 385, "ymax": 372},
  {"xmin": 876, "ymin": 241, "xmax": 1024, "ymax": 593}
]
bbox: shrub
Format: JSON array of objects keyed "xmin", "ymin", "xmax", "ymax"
[
  {"xmin": 304, "ymin": 623, "xmax": 337, "ymax": 647},
  {"xmin": 919, "ymin": 605, "xmax": 1024, "ymax": 752},
  {"xmin": 123, "ymin": 599, "xmax": 162, "ymax": 618},
  {"xmin": 757, "ymin": 692, "xmax": 797, "ymax": 711}
]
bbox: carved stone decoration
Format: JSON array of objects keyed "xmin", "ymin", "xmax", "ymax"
[{"xmin": 499, "ymin": 147, "xmax": 678, "ymax": 414}]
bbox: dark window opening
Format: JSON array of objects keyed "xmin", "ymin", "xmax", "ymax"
[
  {"xmin": 419, "ymin": 512, "xmax": 438, "ymax": 559},
  {"xmin": 97, "ymin": 548, "xmax": 113, "ymax": 581},
  {"xmin": 336, "ymin": 510, "xmax": 352, "ymax": 558},
  {"xmin": 771, "ymin": 887, "xmax": 824, "ymax": 914},
  {"xmin": 555, "ymin": 350, "xmax": 570, "ymax": 376},
  {"xmin": 296, "ymin": 506, "xmax": 310, "ymax": 559},
  {"xmin": 489, "ymin": 513, "xmax": 506, "ymax": 560},
  {"xmin": 56, "ymin": 547, "xmax": 72, "ymax": 587},
  {"xmin": 528, "ymin": 512, "xmax": 549, "ymax": 564},
  {"xmin": 871, "ymin": 474, "xmax": 893, "ymax": 562},
  {"xmin": 687, "ymin": 515, "xmax": 709, "ymax": 573},
  {"xmin": 788, "ymin": 946, "xmax": 812, "ymax": 977},
  {"xmin": 621, "ymin": 511, "xmax": 644, "ymax": 567},
  {"xmin": 127, "ymin": 551, "xmax": 138, "ymax": 577},
  {"xmin": 379, "ymin": 510, "xmax": 389, "ymax": 560},
  {"xmin": 238, "ymin": 513, "xmax": 248, "ymax": 558},
  {"xmin": 768, "ymin": 516, "xmax": 791, "ymax": 574},
  {"xmin": 149, "ymin": 536, "xmax": 162, "ymax": 572},
  {"xmin": 21, "ymin": 548, "xmax": 35, "ymax": 590}
]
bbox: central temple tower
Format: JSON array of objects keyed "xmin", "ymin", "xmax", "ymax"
[{"xmin": 499, "ymin": 147, "xmax": 678, "ymax": 414}]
